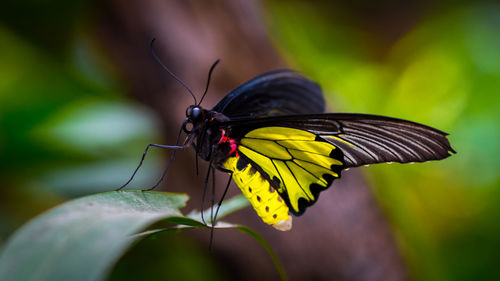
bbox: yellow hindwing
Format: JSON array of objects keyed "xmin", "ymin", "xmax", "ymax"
[{"xmin": 238, "ymin": 127, "xmax": 344, "ymax": 215}]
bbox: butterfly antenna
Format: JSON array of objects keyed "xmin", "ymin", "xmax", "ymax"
[
  {"xmin": 150, "ymin": 38, "xmax": 197, "ymax": 104},
  {"xmin": 198, "ymin": 59, "xmax": 220, "ymax": 106}
]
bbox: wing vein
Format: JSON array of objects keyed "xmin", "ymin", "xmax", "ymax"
[
  {"xmin": 341, "ymin": 121, "xmax": 439, "ymax": 159},
  {"xmin": 284, "ymin": 161, "xmax": 313, "ymax": 201},
  {"xmin": 293, "ymin": 160, "xmax": 328, "ymax": 183}
]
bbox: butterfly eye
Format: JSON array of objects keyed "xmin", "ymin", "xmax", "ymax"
[{"xmin": 191, "ymin": 107, "xmax": 202, "ymax": 120}]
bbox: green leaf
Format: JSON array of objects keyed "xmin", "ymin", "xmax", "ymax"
[
  {"xmin": 187, "ymin": 193, "xmax": 251, "ymax": 223},
  {"xmin": 0, "ymin": 191, "xmax": 286, "ymax": 281},
  {"xmin": 0, "ymin": 191, "xmax": 188, "ymax": 281}
]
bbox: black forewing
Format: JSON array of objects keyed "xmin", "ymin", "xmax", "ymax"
[
  {"xmin": 212, "ymin": 70, "xmax": 324, "ymax": 118},
  {"xmin": 223, "ymin": 113, "xmax": 456, "ymax": 168}
]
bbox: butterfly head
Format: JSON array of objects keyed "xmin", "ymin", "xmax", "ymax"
[
  {"xmin": 186, "ymin": 104, "xmax": 202, "ymax": 120},
  {"xmin": 183, "ymin": 105, "xmax": 207, "ymax": 133}
]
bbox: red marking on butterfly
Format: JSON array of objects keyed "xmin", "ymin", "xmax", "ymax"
[{"xmin": 219, "ymin": 129, "xmax": 239, "ymax": 157}]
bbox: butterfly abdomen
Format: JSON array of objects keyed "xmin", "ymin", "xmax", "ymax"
[{"xmin": 223, "ymin": 156, "xmax": 292, "ymax": 231}]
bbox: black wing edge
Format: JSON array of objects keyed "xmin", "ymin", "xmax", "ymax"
[{"xmin": 224, "ymin": 113, "xmax": 456, "ymax": 168}]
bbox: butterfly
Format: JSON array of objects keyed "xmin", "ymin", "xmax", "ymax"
[{"xmin": 119, "ymin": 41, "xmax": 456, "ymax": 231}]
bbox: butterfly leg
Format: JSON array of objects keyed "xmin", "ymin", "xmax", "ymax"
[
  {"xmin": 200, "ymin": 157, "xmax": 215, "ymax": 225},
  {"xmin": 201, "ymin": 145, "xmax": 217, "ymax": 225},
  {"xmin": 209, "ymin": 171, "xmax": 233, "ymax": 250},
  {"xmin": 142, "ymin": 144, "xmax": 188, "ymax": 191},
  {"xmin": 117, "ymin": 143, "xmax": 186, "ymax": 191},
  {"xmin": 214, "ymin": 170, "xmax": 233, "ymax": 224},
  {"xmin": 210, "ymin": 167, "xmax": 216, "ymax": 224}
]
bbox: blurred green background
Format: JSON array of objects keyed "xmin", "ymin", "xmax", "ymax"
[{"xmin": 0, "ymin": 1, "xmax": 499, "ymax": 280}]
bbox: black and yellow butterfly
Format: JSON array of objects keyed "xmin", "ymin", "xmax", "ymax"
[{"xmin": 120, "ymin": 52, "xmax": 455, "ymax": 231}]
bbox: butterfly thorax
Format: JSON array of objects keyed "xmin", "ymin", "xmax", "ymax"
[{"xmin": 184, "ymin": 105, "xmax": 236, "ymax": 166}]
